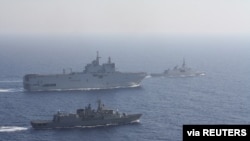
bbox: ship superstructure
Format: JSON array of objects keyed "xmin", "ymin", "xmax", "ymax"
[
  {"xmin": 31, "ymin": 100, "xmax": 142, "ymax": 129},
  {"xmin": 150, "ymin": 59, "xmax": 205, "ymax": 77}
]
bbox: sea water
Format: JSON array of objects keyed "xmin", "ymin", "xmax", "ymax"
[{"xmin": 0, "ymin": 35, "xmax": 250, "ymax": 141}]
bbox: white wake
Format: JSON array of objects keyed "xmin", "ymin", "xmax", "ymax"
[
  {"xmin": 0, "ymin": 88, "xmax": 23, "ymax": 93},
  {"xmin": 0, "ymin": 89, "xmax": 10, "ymax": 92},
  {"xmin": 0, "ymin": 80, "xmax": 22, "ymax": 83},
  {"xmin": 0, "ymin": 126, "xmax": 29, "ymax": 132}
]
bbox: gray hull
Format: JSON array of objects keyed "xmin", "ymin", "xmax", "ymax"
[
  {"xmin": 151, "ymin": 71, "xmax": 205, "ymax": 77},
  {"xmin": 151, "ymin": 59, "xmax": 205, "ymax": 78},
  {"xmin": 24, "ymin": 72, "xmax": 146, "ymax": 91},
  {"xmin": 31, "ymin": 114, "xmax": 142, "ymax": 129}
]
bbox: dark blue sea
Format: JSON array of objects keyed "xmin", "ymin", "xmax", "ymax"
[{"xmin": 0, "ymin": 35, "xmax": 250, "ymax": 141}]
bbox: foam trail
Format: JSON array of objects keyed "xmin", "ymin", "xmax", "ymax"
[
  {"xmin": 33, "ymin": 84, "xmax": 141, "ymax": 92},
  {"xmin": 131, "ymin": 119, "xmax": 140, "ymax": 123},
  {"xmin": 0, "ymin": 126, "xmax": 29, "ymax": 132},
  {"xmin": 0, "ymin": 80, "xmax": 22, "ymax": 83},
  {"xmin": 0, "ymin": 88, "xmax": 23, "ymax": 93},
  {"xmin": 0, "ymin": 89, "xmax": 10, "ymax": 92}
]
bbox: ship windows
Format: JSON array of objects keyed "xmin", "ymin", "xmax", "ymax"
[{"xmin": 42, "ymin": 84, "xmax": 56, "ymax": 87}]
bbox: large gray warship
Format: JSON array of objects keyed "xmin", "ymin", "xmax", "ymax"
[
  {"xmin": 23, "ymin": 52, "xmax": 147, "ymax": 91},
  {"xmin": 150, "ymin": 59, "xmax": 205, "ymax": 77},
  {"xmin": 31, "ymin": 100, "xmax": 142, "ymax": 129}
]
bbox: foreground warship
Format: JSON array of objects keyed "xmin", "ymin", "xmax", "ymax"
[
  {"xmin": 150, "ymin": 59, "xmax": 205, "ymax": 77},
  {"xmin": 31, "ymin": 100, "xmax": 142, "ymax": 129},
  {"xmin": 23, "ymin": 52, "xmax": 147, "ymax": 91}
]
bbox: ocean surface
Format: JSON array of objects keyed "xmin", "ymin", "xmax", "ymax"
[{"xmin": 0, "ymin": 35, "xmax": 250, "ymax": 141}]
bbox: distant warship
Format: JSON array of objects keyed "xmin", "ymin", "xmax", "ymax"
[
  {"xmin": 31, "ymin": 100, "xmax": 142, "ymax": 129},
  {"xmin": 150, "ymin": 59, "xmax": 205, "ymax": 77},
  {"xmin": 23, "ymin": 52, "xmax": 147, "ymax": 91}
]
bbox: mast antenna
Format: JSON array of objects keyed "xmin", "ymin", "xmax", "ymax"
[{"xmin": 96, "ymin": 51, "xmax": 101, "ymax": 65}]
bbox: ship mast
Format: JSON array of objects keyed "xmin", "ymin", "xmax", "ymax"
[
  {"xmin": 108, "ymin": 56, "xmax": 111, "ymax": 64},
  {"xmin": 96, "ymin": 51, "xmax": 101, "ymax": 65},
  {"xmin": 182, "ymin": 58, "xmax": 186, "ymax": 68},
  {"xmin": 97, "ymin": 99, "xmax": 103, "ymax": 111}
]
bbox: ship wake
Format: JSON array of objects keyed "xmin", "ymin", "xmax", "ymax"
[
  {"xmin": 0, "ymin": 126, "xmax": 29, "ymax": 132},
  {"xmin": 40, "ymin": 84, "xmax": 141, "ymax": 92},
  {"xmin": 0, "ymin": 88, "xmax": 23, "ymax": 93},
  {"xmin": 61, "ymin": 122, "xmax": 140, "ymax": 129},
  {"xmin": 39, "ymin": 120, "xmax": 141, "ymax": 130},
  {"xmin": 0, "ymin": 80, "xmax": 22, "ymax": 83}
]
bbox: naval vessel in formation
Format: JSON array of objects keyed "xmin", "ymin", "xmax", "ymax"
[
  {"xmin": 31, "ymin": 100, "xmax": 142, "ymax": 129},
  {"xmin": 23, "ymin": 52, "xmax": 147, "ymax": 91},
  {"xmin": 150, "ymin": 59, "xmax": 205, "ymax": 77}
]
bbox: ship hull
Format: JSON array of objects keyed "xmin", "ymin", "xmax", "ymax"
[
  {"xmin": 31, "ymin": 114, "xmax": 142, "ymax": 129},
  {"xmin": 23, "ymin": 72, "xmax": 146, "ymax": 91},
  {"xmin": 150, "ymin": 71, "xmax": 205, "ymax": 77}
]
